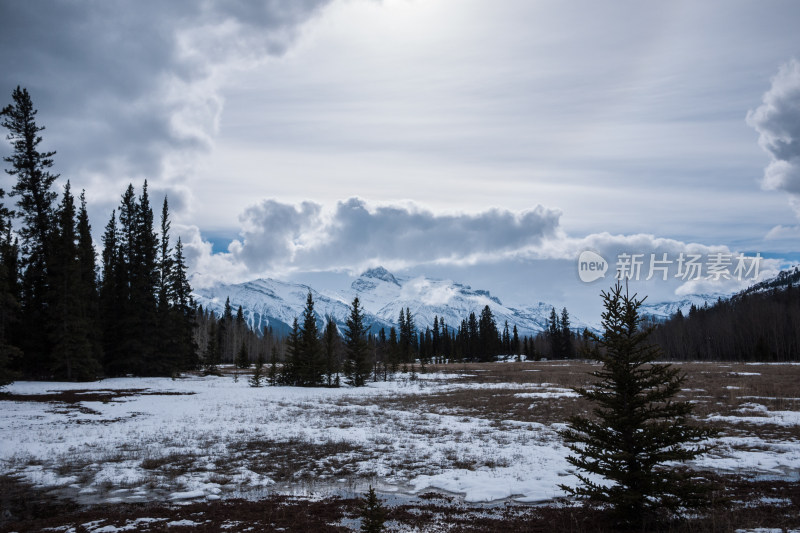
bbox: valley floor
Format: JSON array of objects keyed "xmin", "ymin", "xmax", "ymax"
[{"xmin": 1, "ymin": 361, "xmax": 799, "ymax": 532}]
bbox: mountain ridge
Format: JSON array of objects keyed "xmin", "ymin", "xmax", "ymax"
[{"xmin": 193, "ymin": 266, "xmax": 591, "ymax": 337}]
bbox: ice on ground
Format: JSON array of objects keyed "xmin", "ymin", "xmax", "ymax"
[
  {"xmin": 707, "ymin": 410, "xmax": 800, "ymax": 426},
  {"xmin": 2, "ymin": 372, "xmax": 799, "ymax": 507}
]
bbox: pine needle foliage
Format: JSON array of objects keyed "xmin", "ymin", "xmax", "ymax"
[
  {"xmin": 360, "ymin": 485, "xmax": 386, "ymax": 533},
  {"xmin": 344, "ymin": 296, "xmax": 371, "ymax": 387},
  {"xmin": 249, "ymin": 350, "xmax": 264, "ymax": 388},
  {"xmin": 560, "ymin": 282, "xmax": 716, "ymax": 528}
]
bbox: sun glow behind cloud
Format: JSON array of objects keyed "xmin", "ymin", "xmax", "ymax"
[{"xmin": 1, "ymin": 0, "xmax": 799, "ymax": 313}]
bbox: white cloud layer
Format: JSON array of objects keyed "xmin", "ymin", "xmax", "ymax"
[
  {"xmin": 187, "ymin": 198, "xmax": 561, "ymax": 283},
  {"xmin": 747, "ymin": 59, "xmax": 800, "ymax": 215},
  {"xmin": 184, "ymin": 197, "xmax": 780, "ymax": 301}
]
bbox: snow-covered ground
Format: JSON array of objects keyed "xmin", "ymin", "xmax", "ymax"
[{"xmin": 1, "ymin": 364, "xmax": 799, "ymax": 508}]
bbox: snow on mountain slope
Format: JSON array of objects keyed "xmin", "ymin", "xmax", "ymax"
[
  {"xmin": 193, "ymin": 278, "xmax": 392, "ymax": 336},
  {"xmin": 640, "ymin": 294, "xmax": 724, "ymax": 321},
  {"xmin": 193, "ymin": 266, "xmax": 589, "ymax": 336}
]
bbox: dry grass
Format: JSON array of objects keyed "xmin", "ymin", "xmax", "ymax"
[
  {"xmin": 2, "ymin": 360, "xmax": 799, "ymax": 531},
  {"xmin": 383, "ymin": 360, "xmax": 800, "ymax": 437},
  {"xmin": 230, "ymin": 437, "xmax": 367, "ymax": 481}
]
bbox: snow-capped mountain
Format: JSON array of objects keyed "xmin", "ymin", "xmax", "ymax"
[
  {"xmin": 193, "ymin": 266, "xmax": 591, "ymax": 337},
  {"xmin": 640, "ymin": 294, "xmax": 725, "ymax": 321}
]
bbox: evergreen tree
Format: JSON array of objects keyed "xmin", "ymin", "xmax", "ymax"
[
  {"xmin": 388, "ymin": 326, "xmax": 399, "ymax": 373},
  {"xmin": 343, "ymin": 296, "xmax": 371, "ymax": 387},
  {"xmin": 203, "ymin": 320, "xmax": 221, "ymax": 375},
  {"xmin": 323, "ymin": 316, "xmax": 340, "ymax": 386},
  {"xmin": 405, "ymin": 307, "xmax": 416, "ymax": 359},
  {"xmin": 298, "ymin": 291, "xmax": 323, "ymax": 386},
  {"xmin": 268, "ymin": 346, "xmax": 278, "ymax": 386},
  {"xmin": 466, "ymin": 312, "xmax": 479, "ymax": 360},
  {"xmin": 281, "ymin": 317, "xmax": 300, "ymax": 385},
  {"xmin": 155, "ymin": 195, "xmax": 181, "ymax": 373},
  {"xmin": 478, "ymin": 305, "xmax": 499, "ymax": 361},
  {"xmin": 2, "ymin": 87, "xmax": 59, "ymax": 373},
  {"xmin": 397, "ymin": 308, "xmax": 407, "ymax": 366},
  {"xmin": 0, "ymin": 179, "xmax": 20, "ymax": 386},
  {"xmin": 560, "ymin": 283, "xmax": 715, "ymax": 528},
  {"xmin": 250, "ymin": 350, "xmax": 265, "ymax": 387},
  {"xmin": 133, "ymin": 182, "xmax": 159, "ymax": 373},
  {"xmin": 219, "ymin": 297, "xmax": 233, "ymax": 362},
  {"xmin": 360, "ymin": 486, "xmax": 386, "ymax": 533},
  {"xmin": 377, "ymin": 327, "xmax": 388, "ymax": 380},
  {"xmin": 48, "ymin": 182, "xmax": 99, "ymax": 380},
  {"xmin": 170, "ymin": 237, "xmax": 198, "ymax": 370},
  {"xmin": 235, "ymin": 339, "xmax": 249, "ymax": 369},
  {"xmin": 76, "ymin": 191, "xmax": 102, "ymax": 366},
  {"xmin": 432, "ymin": 315, "xmax": 440, "ymax": 361},
  {"xmin": 561, "ymin": 307, "xmax": 573, "ymax": 358},
  {"xmin": 512, "ymin": 325, "xmax": 520, "ymax": 360},
  {"xmin": 157, "ymin": 196, "xmax": 173, "ymax": 314},
  {"xmin": 548, "ymin": 307, "xmax": 562, "ymax": 358},
  {"xmin": 99, "ymin": 209, "xmax": 122, "ymax": 371},
  {"xmin": 111, "ymin": 185, "xmax": 139, "ymax": 373}
]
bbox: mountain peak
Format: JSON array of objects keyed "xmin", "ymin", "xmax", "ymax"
[{"xmin": 360, "ymin": 266, "xmax": 400, "ymax": 286}]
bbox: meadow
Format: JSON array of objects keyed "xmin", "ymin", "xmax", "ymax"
[{"xmin": 1, "ymin": 360, "xmax": 798, "ymax": 532}]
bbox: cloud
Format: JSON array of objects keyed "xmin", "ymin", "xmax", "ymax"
[
  {"xmin": 765, "ymin": 223, "xmax": 800, "ymax": 240},
  {"xmin": 747, "ymin": 59, "xmax": 800, "ymax": 214},
  {"xmin": 182, "ymin": 196, "xmax": 783, "ymax": 296},
  {"xmin": 186, "ymin": 197, "xmax": 561, "ymax": 282},
  {"xmin": 228, "ymin": 200, "xmax": 323, "ymax": 272},
  {"xmin": 0, "ymin": 0, "xmax": 331, "ymax": 210}
]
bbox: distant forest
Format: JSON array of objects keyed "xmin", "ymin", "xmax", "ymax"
[
  {"xmin": 650, "ymin": 267, "xmax": 800, "ymax": 361},
  {"xmin": 2, "ymin": 87, "xmax": 798, "ymax": 387}
]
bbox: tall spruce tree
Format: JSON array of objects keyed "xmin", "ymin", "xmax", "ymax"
[
  {"xmin": 343, "ymin": 296, "xmax": 371, "ymax": 387},
  {"xmin": 560, "ymin": 307, "xmax": 573, "ymax": 358},
  {"xmin": 76, "ymin": 191, "xmax": 102, "ymax": 366},
  {"xmin": 0, "ymin": 185, "xmax": 19, "ymax": 387},
  {"xmin": 235, "ymin": 339, "xmax": 249, "ymax": 369},
  {"xmin": 281, "ymin": 317, "xmax": 301, "ymax": 385},
  {"xmin": 298, "ymin": 291, "xmax": 323, "ymax": 386},
  {"xmin": 388, "ymin": 326, "xmax": 399, "ymax": 373},
  {"xmin": 100, "ymin": 184, "xmax": 195, "ymax": 376},
  {"xmin": 203, "ymin": 319, "xmax": 221, "ymax": 375},
  {"xmin": 99, "ymin": 209, "xmax": 122, "ymax": 371},
  {"xmin": 323, "ymin": 316, "xmax": 340, "ymax": 386},
  {"xmin": 109, "ymin": 185, "xmax": 139, "ymax": 374},
  {"xmin": 250, "ymin": 349, "xmax": 265, "ymax": 387},
  {"xmin": 466, "ymin": 312, "xmax": 478, "ymax": 360},
  {"xmin": 156, "ymin": 196, "xmax": 174, "ymax": 368},
  {"xmin": 1, "ymin": 87, "xmax": 58, "ymax": 373},
  {"xmin": 547, "ymin": 307, "xmax": 562, "ymax": 358},
  {"xmin": 133, "ymin": 182, "xmax": 159, "ymax": 373},
  {"xmin": 560, "ymin": 283, "xmax": 715, "ymax": 528},
  {"xmin": 48, "ymin": 182, "xmax": 99, "ymax": 380},
  {"xmin": 157, "ymin": 197, "xmax": 173, "ymax": 314},
  {"xmin": 170, "ymin": 237, "xmax": 197, "ymax": 370}
]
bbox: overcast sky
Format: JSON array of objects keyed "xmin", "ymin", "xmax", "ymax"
[{"xmin": 2, "ymin": 0, "xmax": 800, "ymax": 319}]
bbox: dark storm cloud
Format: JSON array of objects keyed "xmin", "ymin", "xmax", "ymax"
[
  {"xmin": 0, "ymin": 0, "xmax": 331, "ymax": 187},
  {"xmin": 227, "ymin": 198, "xmax": 561, "ymax": 272},
  {"xmin": 747, "ymin": 60, "xmax": 800, "ymax": 209}
]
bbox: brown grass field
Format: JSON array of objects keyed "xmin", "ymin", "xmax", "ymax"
[{"xmin": 1, "ymin": 360, "xmax": 799, "ymax": 532}]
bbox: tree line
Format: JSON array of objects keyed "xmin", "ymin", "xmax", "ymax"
[
  {"xmin": 650, "ymin": 278, "xmax": 800, "ymax": 361},
  {"xmin": 207, "ymin": 288, "xmax": 588, "ymax": 388},
  {"xmin": 0, "ymin": 87, "xmax": 197, "ymax": 384}
]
